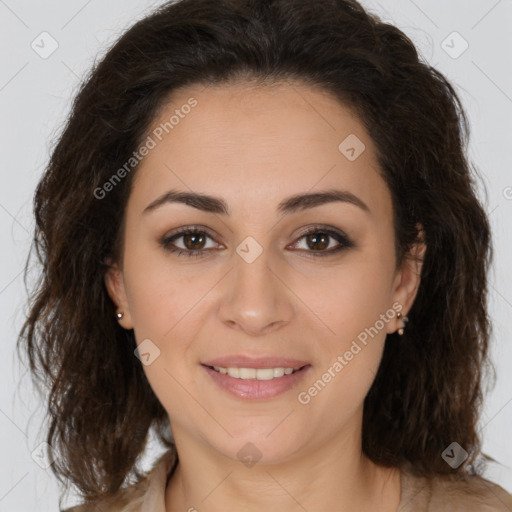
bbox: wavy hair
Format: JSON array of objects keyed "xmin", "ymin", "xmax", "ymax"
[{"xmin": 18, "ymin": 0, "xmax": 495, "ymax": 506}]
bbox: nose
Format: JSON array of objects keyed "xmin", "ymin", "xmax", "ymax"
[{"xmin": 217, "ymin": 248, "xmax": 294, "ymax": 336}]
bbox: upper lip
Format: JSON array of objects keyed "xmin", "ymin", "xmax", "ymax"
[{"xmin": 201, "ymin": 355, "xmax": 310, "ymax": 369}]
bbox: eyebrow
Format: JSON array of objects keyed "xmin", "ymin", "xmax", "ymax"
[{"xmin": 142, "ymin": 188, "xmax": 370, "ymax": 216}]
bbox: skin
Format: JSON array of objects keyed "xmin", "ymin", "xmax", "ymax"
[{"xmin": 105, "ymin": 80, "xmax": 425, "ymax": 512}]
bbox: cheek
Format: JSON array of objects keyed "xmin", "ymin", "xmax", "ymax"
[
  {"xmin": 122, "ymin": 247, "xmax": 216, "ymax": 396},
  {"xmin": 296, "ymin": 267, "xmax": 391, "ymax": 419},
  {"xmin": 290, "ymin": 250, "xmax": 394, "ymax": 403},
  {"xmin": 123, "ymin": 243, "xmax": 211, "ymax": 339},
  {"xmin": 122, "ymin": 248, "xmax": 205, "ymax": 420},
  {"xmin": 290, "ymin": 252, "xmax": 394, "ymax": 341}
]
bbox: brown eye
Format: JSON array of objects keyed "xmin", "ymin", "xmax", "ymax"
[
  {"xmin": 161, "ymin": 225, "xmax": 354, "ymax": 259},
  {"xmin": 161, "ymin": 228, "xmax": 219, "ymax": 257},
  {"xmin": 305, "ymin": 231, "xmax": 330, "ymax": 251},
  {"xmin": 290, "ymin": 226, "xmax": 354, "ymax": 257},
  {"xmin": 182, "ymin": 232, "xmax": 207, "ymax": 250}
]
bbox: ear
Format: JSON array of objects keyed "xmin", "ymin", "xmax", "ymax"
[
  {"xmin": 387, "ymin": 224, "xmax": 426, "ymax": 334},
  {"xmin": 104, "ymin": 257, "xmax": 134, "ymax": 330}
]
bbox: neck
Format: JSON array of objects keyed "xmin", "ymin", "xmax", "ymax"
[{"xmin": 164, "ymin": 417, "xmax": 401, "ymax": 512}]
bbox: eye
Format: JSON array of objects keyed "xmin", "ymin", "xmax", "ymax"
[
  {"xmin": 161, "ymin": 227, "xmax": 221, "ymax": 258},
  {"xmin": 161, "ymin": 225, "xmax": 354, "ymax": 258},
  {"xmin": 289, "ymin": 225, "xmax": 354, "ymax": 257}
]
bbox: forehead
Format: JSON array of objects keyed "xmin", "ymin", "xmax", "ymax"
[{"xmin": 128, "ymin": 80, "xmax": 391, "ymax": 220}]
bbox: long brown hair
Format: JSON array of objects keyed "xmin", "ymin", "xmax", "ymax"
[{"xmin": 18, "ymin": 0, "xmax": 495, "ymax": 506}]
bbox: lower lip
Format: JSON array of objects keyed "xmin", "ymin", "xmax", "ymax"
[{"xmin": 202, "ymin": 364, "xmax": 311, "ymax": 400}]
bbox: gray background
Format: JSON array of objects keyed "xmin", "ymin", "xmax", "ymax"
[{"xmin": 1, "ymin": 0, "xmax": 511, "ymax": 510}]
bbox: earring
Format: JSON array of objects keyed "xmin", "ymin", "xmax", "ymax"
[
  {"xmin": 116, "ymin": 311, "xmax": 124, "ymax": 319},
  {"xmin": 397, "ymin": 312, "xmax": 409, "ymax": 335}
]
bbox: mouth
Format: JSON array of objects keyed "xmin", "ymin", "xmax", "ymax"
[
  {"xmin": 202, "ymin": 364, "xmax": 308, "ymax": 380},
  {"xmin": 200, "ymin": 362, "xmax": 312, "ymax": 400}
]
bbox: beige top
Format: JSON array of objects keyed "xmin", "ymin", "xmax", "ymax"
[{"xmin": 63, "ymin": 449, "xmax": 512, "ymax": 511}]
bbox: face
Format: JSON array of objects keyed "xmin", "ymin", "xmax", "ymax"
[{"xmin": 105, "ymin": 80, "xmax": 423, "ymax": 465}]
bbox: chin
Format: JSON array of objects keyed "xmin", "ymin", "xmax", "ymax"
[{"xmin": 213, "ymin": 430, "xmax": 305, "ymax": 467}]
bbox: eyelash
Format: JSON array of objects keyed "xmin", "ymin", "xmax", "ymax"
[{"xmin": 161, "ymin": 225, "xmax": 354, "ymax": 259}]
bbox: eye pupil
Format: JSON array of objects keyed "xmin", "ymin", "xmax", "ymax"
[
  {"xmin": 184, "ymin": 232, "xmax": 206, "ymax": 250},
  {"xmin": 307, "ymin": 232, "xmax": 329, "ymax": 250}
]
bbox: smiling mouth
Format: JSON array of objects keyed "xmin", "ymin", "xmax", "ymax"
[{"xmin": 203, "ymin": 364, "xmax": 308, "ymax": 380}]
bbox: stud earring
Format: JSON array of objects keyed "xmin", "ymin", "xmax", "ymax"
[
  {"xmin": 116, "ymin": 311, "xmax": 124, "ymax": 319},
  {"xmin": 397, "ymin": 312, "xmax": 409, "ymax": 335}
]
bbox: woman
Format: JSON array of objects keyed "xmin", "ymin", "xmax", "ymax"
[{"xmin": 18, "ymin": 0, "xmax": 512, "ymax": 510}]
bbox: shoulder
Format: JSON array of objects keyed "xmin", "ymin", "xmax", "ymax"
[
  {"xmin": 61, "ymin": 448, "xmax": 177, "ymax": 512},
  {"xmin": 400, "ymin": 467, "xmax": 512, "ymax": 512},
  {"xmin": 429, "ymin": 473, "xmax": 512, "ymax": 511}
]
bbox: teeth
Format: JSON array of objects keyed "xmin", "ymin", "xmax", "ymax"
[
  {"xmin": 273, "ymin": 368, "xmax": 285, "ymax": 378},
  {"xmin": 227, "ymin": 367, "xmax": 239, "ymax": 378},
  {"xmin": 211, "ymin": 366, "xmax": 301, "ymax": 380}
]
